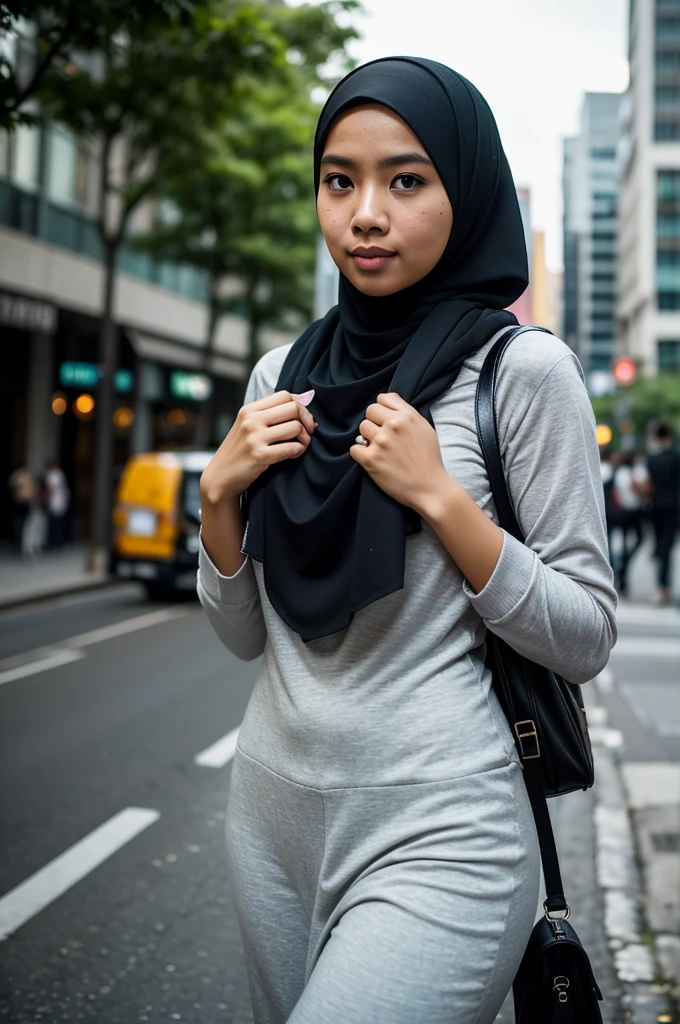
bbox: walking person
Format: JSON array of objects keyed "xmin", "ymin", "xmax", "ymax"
[
  {"xmin": 198, "ymin": 58, "xmax": 617, "ymax": 1024},
  {"xmin": 611, "ymin": 451, "xmax": 652, "ymax": 596},
  {"xmin": 647, "ymin": 422, "xmax": 680, "ymax": 605},
  {"xmin": 43, "ymin": 459, "xmax": 70, "ymax": 549},
  {"xmin": 7, "ymin": 463, "xmax": 37, "ymax": 557}
]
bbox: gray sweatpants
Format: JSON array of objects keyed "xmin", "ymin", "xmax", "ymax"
[{"xmin": 225, "ymin": 747, "xmax": 540, "ymax": 1024}]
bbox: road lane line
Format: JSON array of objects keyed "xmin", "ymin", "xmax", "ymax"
[
  {"xmin": 610, "ymin": 636, "xmax": 680, "ymax": 659},
  {"xmin": 195, "ymin": 727, "xmax": 240, "ymax": 768},
  {"xmin": 0, "ymin": 807, "xmax": 160, "ymax": 941},
  {"xmin": 0, "ymin": 649, "xmax": 86, "ymax": 687},
  {"xmin": 0, "ymin": 607, "xmax": 192, "ymax": 683},
  {"xmin": 62, "ymin": 607, "xmax": 190, "ymax": 650}
]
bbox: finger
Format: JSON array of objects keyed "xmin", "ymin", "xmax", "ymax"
[
  {"xmin": 248, "ymin": 390, "xmax": 294, "ymax": 412},
  {"xmin": 364, "ymin": 403, "xmax": 389, "ymax": 425},
  {"xmin": 358, "ymin": 419, "xmax": 380, "ymax": 442},
  {"xmin": 294, "ymin": 402, "xmax": 317, "ymax": 435},
  {"xmin": 349, "ymin": 441, "xmax": 369, "ymax": 465},
  {"xmin": 266, "ymin": 420, "xmax": 311, "ymax": 445},
  {"xmin": 266, "ymin": 441, "xmax": 307, "ymax": 463},
  {"xmin": 262, "ymin": 400, "xmax": 303, "ymax": 426},
  {"xmin": 263, "ymin": 400, "xmax": 317, "ymax": 435},
  {"xmin": 376, "ymin": 392, "xmax": 408, "ymax": 410}
]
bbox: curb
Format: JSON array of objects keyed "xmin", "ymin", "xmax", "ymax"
[
  {"xmin": 0, "ymin": 575, "xmax": 116, "ymax": 614},
  {"xmin": 590, "ymin": 681, "xmax": 678, "ymax": 1024}
]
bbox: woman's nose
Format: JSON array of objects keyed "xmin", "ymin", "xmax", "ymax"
[{"xmin": 350, "ymin": 186, "xmax": 389, "ymax": 234}]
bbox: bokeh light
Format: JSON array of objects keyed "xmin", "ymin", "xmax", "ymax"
[
  {"xmin": 113, "ymin": 406, "xmax": 135, "ymax": 428},
  {"xmin": 51, "ymin": 392, "xmax": 68, "ymax": 416},
  {"xmin": 595, "ymin": 424, "xmax": 613, "ymax": 446},
  {"xmin": 74, "ymin": 393, "xmax": 95, "ymax": 419}
]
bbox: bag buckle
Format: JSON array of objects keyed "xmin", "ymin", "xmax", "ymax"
[
  {"xmin": 544, "ymin": 899, "xmax": 571, "ymax": 922},
  {"xmin": 515, "ymin": 719, "xmax": 540, "ymax": 759}
]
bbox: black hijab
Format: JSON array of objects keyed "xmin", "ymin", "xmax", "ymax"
[{"xmin": 243, "ymin": 56, "xmax": 529, "ymax": 642}]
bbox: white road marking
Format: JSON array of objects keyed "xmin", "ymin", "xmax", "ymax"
[
  {"xmin": 589, "ymin": 725, "xmax": 624, "ymax": 749},
  {"xmin": 621, "ymin": 763, "xmax": 680, "ymax": 809},
  {"xmin": 194, "ymin": 727, "xmax": 240, "ymax": 768},
  {"xmin": 615, "ymin": 603, "xmax": 680, "ymax": 627},
  {"xmin": 0, "ymin": 606, "xmax": 191, "ymax": 686},
  {"xmin": 610, "ymin": 636, "xmax": 680, "ymax": 659},
  {"xmin": 594, "ymin": 666, "xmax": 615, "ymax": 693},
  {"xmin": 0, "ymin": 807, "xmax": 160, "ymax": 940},
  {"xmin": 0, "ymin": 649, "xmax": 86, "ymax": 687},
  {"xmin": 61, "ymin": 607, "xmax": 190, "ymax": 650}
]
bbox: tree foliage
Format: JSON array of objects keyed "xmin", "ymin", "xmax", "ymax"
[
  {"xmin": 0, "ymin": 0, "xmax": 197, "ymax": 129},
  {"xmin": 591, "ymin": 376, "xmax": 680, "ymax": 446},
  {"xmin": 135, "ymin": 2, "xmax": 357, "ymax": 377}
]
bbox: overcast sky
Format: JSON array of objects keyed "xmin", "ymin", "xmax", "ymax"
[{"xmin": 336, "ymin": 0, "xmax": 629, "ymax": 272}]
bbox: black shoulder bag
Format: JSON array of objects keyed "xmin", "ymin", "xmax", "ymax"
[{"xmin": 475, "ymin": 325, "xmax": 604, "ymax": 1024}]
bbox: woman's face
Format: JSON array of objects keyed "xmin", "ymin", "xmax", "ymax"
[{"xmin": 317, "ymin": 104, "xmax": 453, "ymax": 297}]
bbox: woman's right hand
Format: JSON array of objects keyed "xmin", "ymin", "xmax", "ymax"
[{"xmin": 200, "ymin": 391, "xmax": 317, "ymax": 505}]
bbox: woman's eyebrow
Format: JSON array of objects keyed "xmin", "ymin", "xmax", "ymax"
[
  {"xmin": 319, "ymin": 152, "xmax": 434, "ymax": 169},
  {"xmin": 377, "ymin": 152, "xmax": 433, "ymax": 169}
]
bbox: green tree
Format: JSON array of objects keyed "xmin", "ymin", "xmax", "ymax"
[
  {"xmin": 135, "ymin": 2, "xmax": 356, "ymax": 441},
  {"xmin": 28, "ymin": 0, "xmax": 287, "ymax": 569},
  {"xmin": 0, "ymin": 0, "xmax": 187, "ymax": 129},
  {"xmin": 591, "ymin": 376, "xmax": 680, "ymax": 446}
]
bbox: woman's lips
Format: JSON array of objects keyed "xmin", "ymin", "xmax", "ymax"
[{"xmin": 351, "ymin": 253, "xmax": 396, "ymax": 271}]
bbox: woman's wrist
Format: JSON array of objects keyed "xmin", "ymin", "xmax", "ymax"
[{"xmin": 412, "ymin": 471, "xmax": 465, "ymax": 526}]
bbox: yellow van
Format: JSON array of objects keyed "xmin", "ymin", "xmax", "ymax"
[{"xmin": 111, "ymin": 450, "xmax": 212, "ymax": 598}]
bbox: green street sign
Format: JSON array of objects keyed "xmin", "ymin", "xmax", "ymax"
[
  {"xmin": 170, "ymin": 371, "xmax": 212, "ymax": 402},
  {"xmin": 59, "ymin": 362, "xmax": 134, "ymax": 393},
  {"xmin": 60, "ymin": 361, "xmax": 98, "ymax": 388}
]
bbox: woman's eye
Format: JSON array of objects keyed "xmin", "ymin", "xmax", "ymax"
[
  {"xmin": 325, "ymin": 174, "xmax": 353, "ymax": 192},
  {"xmin": 392, "ymin": 173, "xmax": 423, "ymax": 191}
]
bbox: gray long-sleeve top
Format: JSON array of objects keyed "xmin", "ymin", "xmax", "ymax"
[{"xmin": 198, "ymin": 329, "xmax": 617, "ymax": 789}]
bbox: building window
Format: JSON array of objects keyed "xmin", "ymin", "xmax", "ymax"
[
  {"xmin": 655, "ymin": 120, "xmax": 680, "ymax": 140},
  {"xmin": 590, "ymin": 146, "xmax": 616, "ymax": 159},
  {"xmin": 658, "ymin": 169, "xmax": 680, "ymax": 199},
  {"xmin": 658, "ymin": 290, "xmax": 680, "ymax": 308},
  {"xmin": 656, "ymin": 48, "xmax": 680, "ymax": 72},
  {"xmin": 657, "ymin": 16, "xmax": 680, "ymax": 38},
  {"xmin": 11, "ymin": 125, "xmax": 40, "ymax": 189},
  {"xmin": 658, "ymin": 339, "xmax": 680, "ymax": 371},
  {"xmin": 593, "ymin": 272, "xmax": 616, "ymax": 282},
  {"xmin": 47, "ymin": 127, "xmax": 78, "ymax": 205}
]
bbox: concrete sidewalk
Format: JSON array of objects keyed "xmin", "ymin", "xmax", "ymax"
[{"xmin": 0, "ymin": 543, "xmax": 109, "ymax": 610}]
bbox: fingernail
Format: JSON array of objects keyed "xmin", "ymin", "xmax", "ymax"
[{"xmin": 292, "ymin": 389, "xmax": 315, "ymax": 407}]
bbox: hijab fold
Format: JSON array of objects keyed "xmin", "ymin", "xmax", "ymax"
[{"xmin": 243, "ymin": 57, "xmax": 529, "ymax": 642}]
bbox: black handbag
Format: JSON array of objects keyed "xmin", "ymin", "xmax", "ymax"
[{"xmin": 475, "ymin": 325, "xmax": 604, "ymax": 1022}]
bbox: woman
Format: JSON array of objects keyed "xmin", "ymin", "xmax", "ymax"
[{"xmin": 198, "ymin": 57, "xmax": 617, "ymax": 1024}]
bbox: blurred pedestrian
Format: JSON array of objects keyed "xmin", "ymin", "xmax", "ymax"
[
  {"xmin": 647, "ymin": 422, "xmax": 680, "ymax": 605},
  {"xmin": 611, "ymin": 450, "xmax": 652, "ymax": 596},
  {"xmin": 600, "ymin": 447, "xmax": 622, "ymax": 566},
  {"xmin": 43, "ymin": 458, "xmax": 70, "ymax": 549},
  {"xmin": 8, "ymin": 463, "xmax": 36, "ymax": 555},
  {"xmin": 197, "ymin": 58, "xmax": 616, "ymax": 1024}
]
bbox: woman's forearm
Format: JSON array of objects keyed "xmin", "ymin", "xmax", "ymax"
[
  {"xmin": 200, "ymin": 493, "xmax": 247, "ymax": 578},
  {"xmin": 415, "ymin": 473, "xmax": 504, "ymax": 593}
]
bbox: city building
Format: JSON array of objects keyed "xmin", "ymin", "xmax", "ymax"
[
  {"xmin": 619, "ymin": 0, "xmax": 680, "ymax": 376},
  {"xmin": 563, "ymin": 92, "xmax": 622, "ymax": 392},
  {"xmin": 0, "ymin": 37, "xmax": 292, "ymax": 544}
]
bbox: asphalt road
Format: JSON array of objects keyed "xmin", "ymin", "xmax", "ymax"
[
  {"xmin": 2, "ymin": 579, "xmax": 675, "ymax": 1024},
  {"xmin": 0, "ymin": 586, "xmax": 259, "ymax": 1024}
]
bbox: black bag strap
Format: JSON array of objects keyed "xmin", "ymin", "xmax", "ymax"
[{"xmin": 475, "ymin": 324, "xmax": 568, "ymax": 915}]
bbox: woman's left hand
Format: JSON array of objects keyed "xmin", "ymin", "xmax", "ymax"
[{"xmin": 349, "ymin": 393, "xmax": 448, "ymax": 512}]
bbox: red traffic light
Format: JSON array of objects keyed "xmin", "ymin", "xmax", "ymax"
[{"xmin": 613, "ymin": 358, "xmax": 636, "ymax": 386}]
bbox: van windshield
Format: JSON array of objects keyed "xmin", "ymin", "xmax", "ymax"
[{"xmin": 184, "ymin": 472, "xmax": 201, "ymax": 521}]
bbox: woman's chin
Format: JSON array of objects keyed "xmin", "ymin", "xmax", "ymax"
[{"xmin": 345, "ymin": 271, "xmax": 410, "ymax": 298}]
